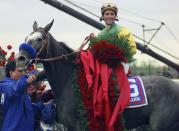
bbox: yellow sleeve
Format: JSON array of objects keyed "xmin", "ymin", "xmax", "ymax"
[{"xmin": 118, "ymin": 27, "xmax": 137, "ymax": 55}]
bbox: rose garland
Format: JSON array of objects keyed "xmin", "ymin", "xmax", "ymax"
[
  {"xmin": 90, "ymin": 33, "xmax": 135, "ymax": 62},
  {"xmin": 91, "ymin": 40, "xmax": 128, "ymax": 67},
  {"xmin": 72, "ymin": 36, "xmax": 131, "ymax": 130},
  {"xmin": 72, "ymin": 63, "xmax": 124, "ymax": 131},
  {"xmin": 72, "ymin": 65, "xmax": 89, "ymax": 130}
]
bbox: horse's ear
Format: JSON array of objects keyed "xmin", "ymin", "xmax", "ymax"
[
  {"xmin": 44, "ymin": 19, "xmax": 54, "ymax": 33},
  {"xmin": 33, "ymin": 21, "xmax": 38, "ymax": 31}
]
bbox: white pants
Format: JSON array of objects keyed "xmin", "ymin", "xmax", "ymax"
[{"xmin": 121, "ymin": 62, "xmax": 129, "ymax": 74}]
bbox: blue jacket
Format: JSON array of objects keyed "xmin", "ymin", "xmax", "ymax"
[{"xmin": 0, "ymin": 74, "xmax": 44, "ymax": 131}]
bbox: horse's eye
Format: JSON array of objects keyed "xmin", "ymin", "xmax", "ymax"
[{"xmin": 37, "ymin": 38, "xmax": 42, "ymax": 42}]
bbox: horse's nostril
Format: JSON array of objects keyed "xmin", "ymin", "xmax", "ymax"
[{"xmin": 18, "ymin": 56, "xmax": 26, "ymax": 61}]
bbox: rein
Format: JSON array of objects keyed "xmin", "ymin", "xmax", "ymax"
[{"xmin": 33, "ymin": 34, "xmax": 90, "ymax": 63}]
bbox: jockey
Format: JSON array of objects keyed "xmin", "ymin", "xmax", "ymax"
[
  {"xmin": 89, "ymin": 3, "xmax": 137, "ymax": 73},
  {"xmin": 79, "ymin": 3, "xmax": 137, "ymax": 130}
]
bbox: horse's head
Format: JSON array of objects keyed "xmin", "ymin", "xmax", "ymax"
[
  {"xmin": 14, "ymin": 53, "xmax": 31, "ymax": 74},
  {"xmin": 25, "ymin": 19, "xmax": 54, "ymax": 58},
  {"xmin": 16, "ymin": 20, "xmax": 54, "ymax": 70}
]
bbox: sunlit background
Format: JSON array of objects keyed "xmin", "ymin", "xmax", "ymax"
[{"xmin": 0, "ymin": 0, "xmax": 179, "ymax": 76}]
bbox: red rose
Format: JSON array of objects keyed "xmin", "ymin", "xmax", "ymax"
[
  {"xmin": 11, "ymin": 52, "xmax": 15, "ymax": 57},
  {"xmin": 1, "ymin": 59, "xmax": 6, "ymax": 66},
  {"xmin": 7, "ymin": 45, "xmax": 12, "ymax": 50},
  {"xmin": 8, "ymin": 57, "xmax": 15, "ymax": 62},
  {"xmin": 2, "ymin": 50, "xmax": 7, "ymax": 55},
  {"xmin": 91, "ymin": 40, "xmax": 128, "ymax": 67}
]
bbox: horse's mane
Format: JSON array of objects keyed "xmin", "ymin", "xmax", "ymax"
[
  {"xmin": 58, "ymin": 41, "xmax": 74, "ymax": 54},
  {"xmin": 48, "ymin": 33, "xmax": 74, "ymax": 55}
]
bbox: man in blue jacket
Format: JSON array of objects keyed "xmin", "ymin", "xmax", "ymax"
[{"xmin": 0, "ymin": 61, "xmax": 44, "ymax": 131}]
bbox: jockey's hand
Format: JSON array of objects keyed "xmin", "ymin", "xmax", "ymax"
[
  {"xmin": 26, "ymin": 75, "xmax": 37, "ymax": 84},
  {"xmin": 78, "ymin": 33, "xmax": 95, "ymax": 50},
  {"xmin": 88, "ymin": 33, "xmax": 96, "ymax": 40}
]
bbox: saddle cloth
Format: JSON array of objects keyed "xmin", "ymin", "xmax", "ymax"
[{"xmin": 127, "ymin": 76, "xmax": 148, "ymax": 108}]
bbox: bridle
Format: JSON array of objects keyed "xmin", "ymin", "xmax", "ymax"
[
  {"xmin": 28, "ymin": 28, "xmax": 90, "ymax": 64},
  {"xmin": 30, "ymin": 28, "xmax": 49, "ymax": 58}
]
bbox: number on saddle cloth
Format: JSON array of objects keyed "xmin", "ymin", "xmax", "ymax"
[{"xmin": 127, "ymin": 76, "xmax": 148, "ymax": 108}]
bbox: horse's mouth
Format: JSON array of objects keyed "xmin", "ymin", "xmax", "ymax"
[
  {"xmin": 16, "ymin": 55, "xmax": 31, "ymax": 71},
  {"xmin": 18, "ymin": 55, "xmax": 27, "ymax": 61}
]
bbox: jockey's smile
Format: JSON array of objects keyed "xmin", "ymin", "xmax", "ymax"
[{"xmin": 103, "ymin": 10, "xmax": 116, "ymax": 26}]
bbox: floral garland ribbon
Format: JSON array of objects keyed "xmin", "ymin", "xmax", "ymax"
[
  {"xmin": 73, "ymin": 61, "xmax": 123, "ymax": 131},
  {"xmin": 72, "ymin": 40, "xmax": 131, "ymax": 131}
]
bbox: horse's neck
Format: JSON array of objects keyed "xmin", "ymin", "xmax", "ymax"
[
  {"xmin": 43, "ymin": 59, "xmax": 74, "ymax": 95},
  {"xmin": 43, "ymin": 37, "xmax": 75, "ymax": 96}
]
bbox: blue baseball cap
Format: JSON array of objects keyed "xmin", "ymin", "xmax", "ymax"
[{"xmin": 19, "ymin": 43, "xmax": 37, "ymax": 59}]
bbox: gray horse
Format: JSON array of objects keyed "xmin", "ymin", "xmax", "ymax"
[{"xmin": 16, "ymin": 20, "xmax": 179, "ymax": 131}]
